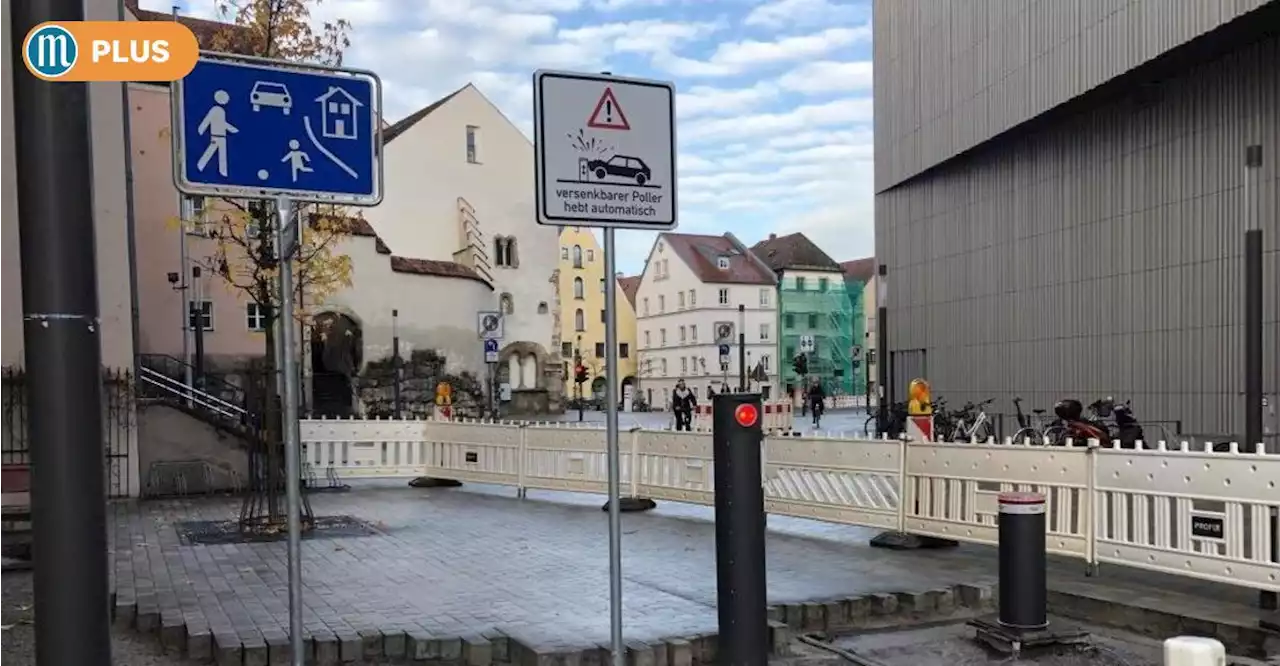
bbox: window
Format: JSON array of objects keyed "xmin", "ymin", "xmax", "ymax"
[
  {"xmin": 759, "ymin": 288, "xmax": 771, "ymax": 307},
  {"xmin": 660, "ymin": 259, "xmax": 669, "ymax": 278},
  {"xmin": 759, "ymin": 323, "xmax": 770, "ymax": 341},
  {"xmin": 619, "ymin": 343, "xmax": 630, "ymax": 358},
  {"xmin": 784, "ymin": 313, "xmax": 795, "ymax": 328},
  {"xmin": 600, "ymin": 278, "xmax": 606, "ymax": 293},
  {"xmin": 245, "ymin": 302, "xmax": 265, "ymax": 331},
  {"xmin": 678, "ymin": 292, "xmax": 685, "ymax": 309},
  {"xmin": 808, "ymin": 313, "xmax": 818, "ymax": 328},
  {"xmin": 595, "ymin": 342, "xmax": 606, "ymax": 358},
  {"xmin": 717, "ymin": 256, "xmax": 730, "ymax": 270},
  {"xmin": 660, "ymin": 328, "xmax": 667, "ymax": 346},
  {"xmin": 561, "ymin": 247, "xmax": 569, "ymax": 260},
  {"xmin": 575, "ymin": 309, "xmax": 585, "ymax": 331},
  {"xmin": 573, "ymin": 245, "xmax": 583, "ymax": 268},
  {"xmin": 466, "ymin": 125, "xmax": 479, "ymax": 163},
  {"xmin": 494, "ymin": 237, "xmax": 517, "ymax": 267},
  {"xmin": 679, "ymin": 325, "xmax": 686, "ymax": 342},
  {"xmin": 562, "ymin": 342, "xmax": 573, "ymax": 357},
  {"xmin": 795, "ymin": 276, "xmax": 807, "ymax": 291},
  {"xmin": 643, "ymin": 298, "xmax": 650, "ymax": 316},
  {"xmin": 600, "ymin": 309, "xmax": 606, "ymax": 323},
  {"xmin": 587, "ymin": 249, "xmax": 595, "ymax": 262},
  {"xmin": 690, "ymin": 325, "xmax": 698, "ymax": 342},
  {"xmin": 573, "ymin": 277, "xmax": 584, "ymax": 299},
  {"xmin": 718, "ymin": 288, "xmax": 729, "ymax": 305},
  {"xmin": 681, "ymin": 358, "xmax": 688, "ymax": 374},
  {"xmin": 785, "ymin": 346, "xmax": 794, "ymax": 359},
  {"xmin": 818, "ymin": 277, "xmax": 829, "ymax": 292},
  {"xmin": 187, "ymin": 300, "xmax": 214, "ymax": 330},
  {"xmin": 658, "ymin": 295, "xmax": 665, "ymax": 313},
  {"xmin": 689, "ymin": 290, "xmax": 696, "ymax": 306},
  {"xmin": 644, "ymin": 330, "xmax": 651, "ymax": 347},
  {"xmin": 761, "ymin": 355, "xmax": 771, "ymax": 372},
  {"xmin": 185, "ymin": 195, "xmax": 206, "ymax": 234},
  {"xmin": 660, "ymin": 359, "xmax": 668, "ymax": 376}
]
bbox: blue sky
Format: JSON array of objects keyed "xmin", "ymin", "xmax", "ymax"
[{"xmin": 150, "ymin": 0, "xmax": 876, "ymax": 275}]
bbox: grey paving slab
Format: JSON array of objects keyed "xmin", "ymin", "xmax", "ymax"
[{"xmin": 108, "ymin": 479, "xmax": 1270, "ymax": 659}]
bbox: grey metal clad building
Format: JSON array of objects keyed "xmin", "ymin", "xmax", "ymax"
[{"xmin": 873, "ymin": 0, "xmax": 1279, "ymax": 441}]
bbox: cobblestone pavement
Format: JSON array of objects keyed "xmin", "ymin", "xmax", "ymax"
[{"xmin": 109, "ymin": 479, "xmax": 972, "ymax": 658}]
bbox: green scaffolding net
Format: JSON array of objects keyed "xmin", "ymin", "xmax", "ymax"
[{"xmin": 778, "ymin": 273, "xmax": 866, "ymax": 398}]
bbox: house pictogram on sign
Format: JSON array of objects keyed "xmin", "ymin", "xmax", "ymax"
[{"xmin": 587, "ymin": 87, "xmax": 631, "ymax": 130}]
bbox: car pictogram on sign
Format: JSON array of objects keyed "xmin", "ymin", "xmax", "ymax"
[{"xmin": 586, "ymin": 155, "xmax": 651, "ymax": 185}]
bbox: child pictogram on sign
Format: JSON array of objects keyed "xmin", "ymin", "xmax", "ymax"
[{"xmin": 587, "ymin": 87, "xmax": 630, "ymax": 130}]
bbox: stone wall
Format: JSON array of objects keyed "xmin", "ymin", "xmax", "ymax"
[{"xmin": 357, "ymin": 349, "xmax": 486, "ymax": 419}]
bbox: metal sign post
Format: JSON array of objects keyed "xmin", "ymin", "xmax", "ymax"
[
  {"xmin": 173, "ymin": 51, "xmax": 383, "ymax": 666},
  {"xmin": 534, "ymin": 68, "xmax": 677, "ymax": 666}
]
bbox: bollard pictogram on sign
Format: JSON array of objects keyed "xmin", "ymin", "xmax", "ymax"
[{"xmin": 711, "ymin": 392, "xmax": 768, "ymax": 666}]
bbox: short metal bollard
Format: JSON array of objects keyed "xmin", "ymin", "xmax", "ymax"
[
  {"xmin": 1163, "ymin": 636, "xmax": 1225, "ymax": 665},
  {"xmin": 998, "ymin": 491, "xmax": 1048, "ymax": 630}
]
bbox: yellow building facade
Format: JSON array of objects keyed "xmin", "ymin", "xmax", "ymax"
[{"xmin": 556, "ymin": 228, "xmax": 638, "ymax": 403}]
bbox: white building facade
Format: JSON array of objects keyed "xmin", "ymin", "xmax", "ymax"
[
  {"xmin": 365, "ymin": 85, "xmax": 563, "ymax": 414},
  {"xmin": 634, "ymin": 233, "xmax": 779, "ymax": 408}
]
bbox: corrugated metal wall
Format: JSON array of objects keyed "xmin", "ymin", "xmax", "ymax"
[
  {"xmin": 873, "ymin": 0, "xmax": 1273, "ymax": 191},
  {"xmin": 874, "ymin": 34, "xmax": 1279, "ymax": 440}
]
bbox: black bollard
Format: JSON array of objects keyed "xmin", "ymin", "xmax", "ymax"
[
  {"xmin": 712, "ymin": 392, "xmax": 768, "ymax": 666},
  {"xmin": 998, "ymin": 491, "xmax": 1048, "ymax": 630}
]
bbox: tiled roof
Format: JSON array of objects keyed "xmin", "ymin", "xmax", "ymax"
[
  {"xmin": 657, "ymin": 233, "xmax": 776, "ymax": 285},
  {"xmin": 750, "ymin": 233, "xmax": 842, "ymax": 273},
  {"xmin": 383, "ymin": 86, "xmax": 468, "ymax": 143},
  {"xmin": 125, "ymin": 0, "xmax": 251, "ymax": 51},
  {"xmin": 840, "ymin": 257, "xmax": 876, "ymax": 282},
  {"xmin": 390, "ymin": 256, "xmax": 492, "ymax": 289},
  {"xmin": 617, "ymin": 276, "xmax": 641, "ymax": 307}
]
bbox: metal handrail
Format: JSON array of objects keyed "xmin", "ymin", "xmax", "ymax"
[
  {"xmin": 138, "ymin": 366, "xmax": 248, "ymax": 422},
  {"xmin": 137, "ymin": 353, "xmax": 249, "ymax": 408}
]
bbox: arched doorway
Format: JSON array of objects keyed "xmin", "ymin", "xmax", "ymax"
[
  {"xmin": 310, "ymin": 312, "xmax": 362, "ymax": 417},
  {"xmin": 620, "ymin": 375, "xmax": 637, "ymax": 411},
  {"xmin": 590, "ymin": 376, "xmax": 606, "ymax": 401}
]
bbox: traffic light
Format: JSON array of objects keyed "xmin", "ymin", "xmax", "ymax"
[
  {"xmin": 792, "ymin": 353, "xmax": 808, "ymax": 376},
  {"xmin": 574, "ymin": 364, "xmax": 588, "ymax": 384}
]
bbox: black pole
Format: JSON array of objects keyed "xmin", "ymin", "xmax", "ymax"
[
  {"xmin": 712, "ymin": 392, "xmax": 768, "ymax": 666},
  {"xmin": 392, "ymin": 309, "xmax": 402, "ymax": 419},
  {"xmin": 575, "ymin": 345, "xmax": 584, "ymax": 422},
  {"xmin": 11, "ymin": 2, "xmax": 112, "ymax": 664},
  {"xmin": 876, "ymin": 265, "xmax": 888, "ymax": 433},
  {"xmin": 997, "ymin": 492, "xmax": 1048, "ymax": 630},
  {"xmin": 1245, "ymin": 229, "xmax": 1264, "ymax": 451},
  {"xmin": 737, "ymin": 304, "xmax": 746, "ymax": 392},
  {"xmin": 191, "ymin": 268, "xmax": 205, "ymax": 386}
]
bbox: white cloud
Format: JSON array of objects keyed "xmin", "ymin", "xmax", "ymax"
[
  {"xmin": 744, "ymin": 0, "xmax": 868, "ymax": 29},
  {"xmin": 653, "ymin": 26, "xmax": 869, "ymax": 77},
  {"xmin": 683, "ymin": 97, "xmax": 872, "ymax": 143},
  {"xmin": 778, "ymin": 60, "xmax": 873, "ymax": 94},
  {"xmin": 677, "ymin": 82, "xmax": 778, "ymax": 119}
]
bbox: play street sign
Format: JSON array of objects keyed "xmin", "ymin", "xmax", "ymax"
[
  {"xmin": 533, "ymin": 69, "xmax": 677, "ymax": 230},
  {"xmin": 173, "ymin": 52, "xmax": 383, "ymax": 205}
]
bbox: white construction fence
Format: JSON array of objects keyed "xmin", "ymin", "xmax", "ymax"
[{"xmin": 300, "ymin": 417, "xmax": 1279, "ymax": 595}]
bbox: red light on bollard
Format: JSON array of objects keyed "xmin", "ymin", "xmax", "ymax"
[{"xmin": 734, "ymin": 404, "xmax": 759, "ymax": 428}]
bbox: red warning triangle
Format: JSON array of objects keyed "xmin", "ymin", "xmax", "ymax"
[{"xmin": 587, "ymin": 87, "xmax": 631, "ymax": 130}]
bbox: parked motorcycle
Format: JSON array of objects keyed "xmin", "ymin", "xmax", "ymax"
[{"xmin": 1050, "ymin": 396, "xmax": 1147, "ymax": 448}]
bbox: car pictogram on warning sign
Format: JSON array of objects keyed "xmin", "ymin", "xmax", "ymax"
[{"xmin": 586, "ymin": 155, "xmax": 652, "ymax": 185}]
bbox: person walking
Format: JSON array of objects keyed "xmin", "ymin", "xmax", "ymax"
[{"xmin": 672, "ymin": 380, "xmax": 697, "ymax": 431}]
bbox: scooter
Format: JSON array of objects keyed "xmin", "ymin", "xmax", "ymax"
[{"xmin": 1051, "ymin": 397, "xmax": 1147, "ymax": 448}]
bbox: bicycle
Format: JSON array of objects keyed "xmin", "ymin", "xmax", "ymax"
[
  {"xmin": 1010, "ymin": 396, "xmax": 1064, "ymax": 444},
  {"xmin": 863, "ymin": 402, "xmax": 908, "ymax": 438},
  {"xmin": 946, "ymin": 398, "xmax": 995, "ymax": 442}
]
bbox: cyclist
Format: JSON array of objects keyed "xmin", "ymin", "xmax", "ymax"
[{"xmin": 806, "ymin": 379, "xmax": 826, "ymax": 428}]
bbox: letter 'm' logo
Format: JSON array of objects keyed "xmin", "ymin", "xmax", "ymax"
[{"xmin": 23, "ymin": 24, "xmax": 79, "ymax": 79}]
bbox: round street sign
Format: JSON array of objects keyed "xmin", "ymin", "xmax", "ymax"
[{"xmin": 482, "ymin": 314, "xmax": 500, "ymax": 332}]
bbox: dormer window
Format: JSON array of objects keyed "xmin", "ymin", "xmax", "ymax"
[{"xmin": 717, "ymin": 255, "xmax": 730, "ymax": 270}]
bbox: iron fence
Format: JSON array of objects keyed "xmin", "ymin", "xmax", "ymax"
[{"xmin": 1, "ymin": 366, "xmax": 135, "ymax": 498}]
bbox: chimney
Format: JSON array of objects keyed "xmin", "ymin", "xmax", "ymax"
[{"xmin": 768, "ymin": 233, "xmax": 777, "ymax": 241}]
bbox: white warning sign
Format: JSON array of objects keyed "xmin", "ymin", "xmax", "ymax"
[{"xmin": 533, "ymin": 69, "xmax": 678, "ymax": 230}]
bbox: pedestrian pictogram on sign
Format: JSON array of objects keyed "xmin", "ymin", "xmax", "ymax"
[{"xmin": 587, "ymin": 87, "xmax": 631, "ymax": 130}]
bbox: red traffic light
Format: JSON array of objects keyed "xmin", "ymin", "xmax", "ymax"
[
  {"xmin": 734, "ymin": 404, "xmax": 759, "ymax": 428},
  {"xmin": 575, "ymin": 364, "xmax": 585, "ymax": 375}
]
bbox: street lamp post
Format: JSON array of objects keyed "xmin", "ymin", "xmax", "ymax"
[{"xmin": 575, "ymin": 335, "xmax": 584, "ymax": 422}]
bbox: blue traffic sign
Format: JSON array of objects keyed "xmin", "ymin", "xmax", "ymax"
[
  {"xmin": 484, "ymin": 339, "xmax": 500, "ymax": 353},
  {"xmin": 173, "ymin": 53, "xmax": 382, "ymax": 205},
  {"xmin": 718, "ymin": 344, "xmax": 731, "ymax": 356}
]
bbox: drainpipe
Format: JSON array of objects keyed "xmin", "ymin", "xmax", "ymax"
[{"xmin": 119, "ymin": 0, "xmax": 141, "ymax": 378}]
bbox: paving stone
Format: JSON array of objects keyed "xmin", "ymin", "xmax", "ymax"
[
  {"xmin": 625, "ymin": 640, "xmax": 655, "ymax": 666},
  {"xmin": 801, "ymin": 602, "xmax": 824, "ymax": 632},
  {"xmin": 931, "ymin": 586, "xmax": 956, "ymax": 612},
  {"xmin": 358, "ymin": 628, "xmax": 383, "ymax": 659},
  {"xmin": 312, "ymin": 630, "xmax": 339, "ymax": 666},
  {"xmin": 664, "ymin": 638, "xmax": 692, "ymax": 666},
  {"xmin": 482, "ymin": 628, "xmax": 511, "ymax": 662},
  {"xmin": 214, "ymin": 632, "xmax": 242, "ymax": 666},
  {"xmin": 337, "ymin": 629, "xmax": 361, "ymax": 663},
  {"xmin": 822, "ymin": 601, "xmax": 845, "ymax": 631},
  {"xmin": 263, "ymin": 629, "xmax": 288, "ymax": 665},
  {"xmin": 243, "ymin": 633, "xmax": 269, "ymax": 666},
  {"xmin": 766, "ymin": 606, "xmax": 783, "ymax": 623},
  {"xmin": 384, "ymin": 629, "xmax": 408, "ymax": 659},
  {"xmin": 407, "ymin": 629, "xmax": 438, "ymax": 661},
  {"xmin": 896, "ymin": 590, "xmax": 930, "ymax": 614},
  {"xmin": 869, "ymin": 593, "xmax": 898, "ymax": 615},
  {"xmin": 766, "ymin": 620, "xmax": 790, "ymax": 656},
  {"xmin": 957, "ymin": 583, "xmax": 994, "ymax": 609},
  {"xmin": 113, "ymin": 598, "xmax": 136, "ymax": 629},
  {"xmin": 844, "ymin": 595, "xmax": 870, "ymax": 622},
  {"xmin": 187, "ymin": 626, "xmax": 214, "ymax": 661},
  {"xmin": 439, "ymin": 635, "xmax": 464, "ymax": 662},
  {"xmin": 464, "ymin": 635, "xmax": 493, "ymax": 666},
  {"xmin": 160, "ymin": 612, "xmax": 186, "ymax": 653}
]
